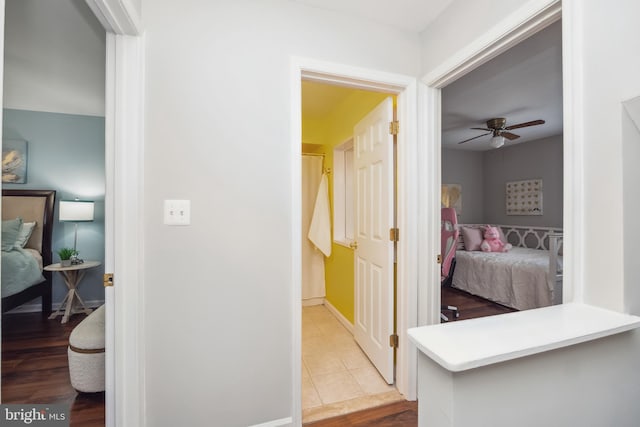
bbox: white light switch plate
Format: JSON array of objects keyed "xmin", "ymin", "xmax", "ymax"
[{"xmin": 164, "ymin": 200, "xmax": 191, "ymax": 225}]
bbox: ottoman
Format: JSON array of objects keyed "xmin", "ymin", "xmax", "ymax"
[{"xmin": 68, "ymin": 304, "xmax": 105, "ymax": 392}]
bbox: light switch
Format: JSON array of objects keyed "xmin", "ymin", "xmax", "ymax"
[{"xmin": 164, "ymin": 200, "xmax": 191, "ymax": 225}]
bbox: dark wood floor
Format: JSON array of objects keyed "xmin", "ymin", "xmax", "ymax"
[
  {"xmin": 441, "ymin": 286, "xmax": 516, "ymax": 321},
  {"xmin": 2, "ymin": 311, "xmax": 104, "ymax": 427},
  {"xmin": 306, "ymin": 288, "xmax": 514, "ymax": 426},
  {"xmin": 305, "ymin": 401, "xmax": 418, "ymax": 427}
]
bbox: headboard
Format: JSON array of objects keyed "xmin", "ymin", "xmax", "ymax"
[{"xmin": 2, "ymin": 190, "xmax": 56, "ymax": 265}]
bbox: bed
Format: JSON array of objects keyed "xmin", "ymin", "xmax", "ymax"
[
  {"xmin": 2, "ymin": 189, "xmax": 56, "ymax": 314},
  {"xmin": 452, "ymin": 224, "xmax": 563, "ymax": 311}
]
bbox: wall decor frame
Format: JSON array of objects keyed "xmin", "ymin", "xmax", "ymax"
[
  {"xmin": 2, "ymin": 139, "xmax": 28, "ymax": 184},
  {"xmin": 506, "ymin": 179, "xmax": 543, "ymax": 215}
]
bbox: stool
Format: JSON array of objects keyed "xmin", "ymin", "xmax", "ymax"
[{"xmin": 68, "ymin": 304, "xmax": 105, "ymax": 392}]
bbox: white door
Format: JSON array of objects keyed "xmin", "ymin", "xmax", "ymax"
[{"xmin": 353, "ymin": 97, "xmax": 395, "ymax": 384}]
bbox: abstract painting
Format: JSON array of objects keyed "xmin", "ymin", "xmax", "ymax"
[{"xmin": 2, "ymin": 139, "xmax": 28, "ymax": 183}]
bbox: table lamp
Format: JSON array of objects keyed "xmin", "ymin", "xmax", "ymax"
[{"xmin": 59, "ymin": 199, "xmax": 94, "ymax": 263}]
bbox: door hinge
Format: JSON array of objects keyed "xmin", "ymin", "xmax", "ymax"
[
  {"xmin": 389, "ymin": 228, "xmax": 399, "ymax": 242},
  {"xmin": 389, "ymin": 334, "xmax": 399, "ymax": 348},
  {"xmin": 437, "ymin": 254, "xmax": 443, "ymax": 264},
  {"xmin": 103, "ymin": 273, "xmax": 114, "ymax": 287},
  {"xmin": 389, "ymin": 120, "xmax": 399, "ymax": 135}
]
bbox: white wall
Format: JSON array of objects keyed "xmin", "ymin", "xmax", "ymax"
[
  {"xmin": 579, "ymin": 0, "xmax": 640, "ymax": 311},
  {"xmin": 3, "ymin": 0, "xmax": 105, "ymax": 116},
  {"xmin": 142, "ymin": 1, "xmax": 420, "ymax": 425}
]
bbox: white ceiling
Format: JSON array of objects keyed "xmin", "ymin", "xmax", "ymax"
[
  {"xmin": 291, "ymin": 0, "xmax": 453, "ymax": 33},
  {"xmin": 442, "ymin": 20, "xmax": 563, "ymax": 151}
]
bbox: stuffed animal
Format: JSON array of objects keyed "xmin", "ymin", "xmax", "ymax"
[{"xmin": 480, "ymin": 225, "xmax": 512, "ymax": 252}]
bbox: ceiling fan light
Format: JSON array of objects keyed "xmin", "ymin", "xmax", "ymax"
[{"xmin": 490, "ymin": 135, "xmax": 505, "ymax": 149}]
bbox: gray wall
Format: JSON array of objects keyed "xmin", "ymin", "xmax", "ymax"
[
  {"xmin": 3, "ymin": 109, "xmax": 105, "ymax": 305},
  {"xmin": 442, "ymin": 135, "xmax": 563, "ymax": 227},
  {"xmin": 483, "ymin": 135, "xmax": 563, "ymax": 227},
  {"xmin": 441, "ymin": 149, "xmax": 484, "ymax": 223}
]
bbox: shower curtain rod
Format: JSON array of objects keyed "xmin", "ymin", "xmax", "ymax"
[{"xmin": 302, "ymin": 152, "xmax": 331, "ymax": 174}]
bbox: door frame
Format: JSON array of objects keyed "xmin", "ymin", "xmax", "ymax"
[
  {"xmin": 418, "ymin": 0, "xmax": 578, "ymax": 325},
  {"xmin": 290, "ymin": 57, "xmax": 420, "ymax": 424},
  {"xmin": 85, "ymin": 1, "xmax": 145, "ymax": 426}
]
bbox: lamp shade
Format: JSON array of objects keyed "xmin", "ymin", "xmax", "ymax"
[
  {"xmin": 489, "ymin": 135, "xmax": 505, "ymax": 149},
  {"xmin": 59, "ymin": 200, "xmax": 95, "ymax": 222}
]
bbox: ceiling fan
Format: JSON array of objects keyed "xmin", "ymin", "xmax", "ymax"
[{"xmin": 458, "ymin": 117, "xmax": 545, "ymax": 148}]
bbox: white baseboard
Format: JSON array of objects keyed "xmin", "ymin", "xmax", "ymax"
[
  {"xmin": 5, "ymin": 299, "xmax": 105, "ymax": 315},
  {"xmin": 249, "ymin": 416, "xmax": 293, "ymax": 427},
  {"xmin": 324, "ymin": 299, "xmax": 354, "ymax": 334}
]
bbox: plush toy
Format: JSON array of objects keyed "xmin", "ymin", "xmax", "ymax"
[{"xmin": 480, "ymin": 225, "xmax": 512, "ymax": 252}]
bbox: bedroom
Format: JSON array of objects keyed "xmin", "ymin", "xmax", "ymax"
[
  {"xmin": 440, "ymin": 20, "xmax": 563, "ymax": 318},
  {"xmin": 1, "ymin": 0, "xmax": 106, "ymax": 420}
]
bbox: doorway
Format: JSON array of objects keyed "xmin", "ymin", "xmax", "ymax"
[
  {"xmin": 1, "ymin": 0, "xmax": 107, "ymax": 422},
  {"xmin": 0, "ymin": 0, "xmax": 144, "ymax": 425},
  {"xmin": 300, "ymin": 82, "xmax": 402, "ymax": 422},
  {"xmin": 439, "ymin": 19, "xmax": 564, "ymax": 321},
  {"xmin": 291, "ymin": 59, "xmax": 420, "ymax": 425}
]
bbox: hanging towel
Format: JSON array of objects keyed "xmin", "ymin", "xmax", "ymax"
[{"xmin": 308, "ymin": 173, "xmax": 332, "ymax": 257}]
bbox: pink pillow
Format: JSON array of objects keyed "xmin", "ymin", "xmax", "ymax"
[{"xmin": 460, "ymin": 226, "xmax": 483, "ymax": 251}]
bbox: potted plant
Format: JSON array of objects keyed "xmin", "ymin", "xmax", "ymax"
[{"xmin": 57, "ymin": 248, "xmax": 78, "ymax": 267}]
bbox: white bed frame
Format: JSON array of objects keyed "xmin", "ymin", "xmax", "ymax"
[{"xmin": 459, "ymin": 224, "xmax": 564, "ymax": 306}]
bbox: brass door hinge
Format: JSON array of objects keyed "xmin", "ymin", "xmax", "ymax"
[
  {"xmin": 389, "ymin": 228, "xmax": 399, "ymax": 242},
  {"xmin": 389, "ymin": 120, "xmax": 399, "ymax": 135},
  {"xmin": 437, "ymin": 254, "xmax": 443, "ymax": 264},
  {"xmin": 103, "ymin": 273, "xmax": 114, "ymax": 287},
  {"xmin": 389, "ymin": 334, "xmax": 399, "ymax": 348}
]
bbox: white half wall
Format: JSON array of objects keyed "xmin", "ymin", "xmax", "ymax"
[{"xmin": 3, "ymin": 0, "xmax": 105, "ymax": 116}]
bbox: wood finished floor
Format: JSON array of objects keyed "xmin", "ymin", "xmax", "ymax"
[
  {"xmin": 2, "ymin": 311, "xmax": 104, "ymax": 427},
  {"xmin": 305, "ymin": 288, "xmax": 515, "ymax": 426}
]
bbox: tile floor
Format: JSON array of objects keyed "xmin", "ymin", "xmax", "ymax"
[{"xmin": 302, "ymin": 304, "xmax": 404, "ymax": 423}]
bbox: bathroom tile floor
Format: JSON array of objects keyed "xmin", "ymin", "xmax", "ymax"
[{"xmin": 302, "ymin": 304, "xmax": 404, "ymax": 423}]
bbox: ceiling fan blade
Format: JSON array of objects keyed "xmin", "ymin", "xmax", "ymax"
[
  {"xmin": 470, "ymin": 127, "xmax": 492, "ymax": 132},
  {"xmin": 505, "ymin": 119, "xmax": 545, "ymax": 130},
  {"xmin": 458, "ymin": 132, "xmax": 492, "ymax": 144},
  {"xmin": 501, "ymin": 131, "xmax": 520, "ymax": 140}
]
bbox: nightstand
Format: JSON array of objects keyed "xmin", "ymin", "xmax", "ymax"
[{"xmin": 44, "ymin": 261, "xmax": 101, "ymax": 324}]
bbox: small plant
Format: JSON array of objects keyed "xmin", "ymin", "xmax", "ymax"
[{"xmin": 57, "ymin": 248, "xmax": 78, "ymax": 261}]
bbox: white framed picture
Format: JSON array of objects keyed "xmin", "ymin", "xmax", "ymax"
[{"xmin": 506, "ymin": 179, "xmax": 543, "ymax": 215}]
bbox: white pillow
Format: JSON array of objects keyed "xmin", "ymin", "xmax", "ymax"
[{"xmin": 15, "ymin": 221, "xmax": 36, "ymax": 248}]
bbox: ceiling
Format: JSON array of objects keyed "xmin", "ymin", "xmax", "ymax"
[
  {"xmin": 302, "ymin": 81, "xmax": 371, "ymax": 120},
  {"xmin": 442, "ymin": 20, "xmax": 563, "ymax": 151},
  {"xmin": 291, "ymin": 0, "xmax": 453, "ymax": 33}
]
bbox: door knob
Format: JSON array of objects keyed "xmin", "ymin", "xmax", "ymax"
[{"xmin": 349, "ymin": 241, "xmax": 358, "ymax": 250}]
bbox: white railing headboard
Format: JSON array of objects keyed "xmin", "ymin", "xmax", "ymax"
[{"xmin": 459, "ymin": 224, "xmax": 562, "ymax": 251}]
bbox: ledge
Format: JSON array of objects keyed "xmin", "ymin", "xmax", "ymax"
[{"xmin": 407, "ymin": 303, "xmax": 640, "ymax": 372}]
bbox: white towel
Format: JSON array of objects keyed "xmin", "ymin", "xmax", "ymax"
[{"xmin": 308, "ymin": 173, "xmax": 332, "ymax": 257}]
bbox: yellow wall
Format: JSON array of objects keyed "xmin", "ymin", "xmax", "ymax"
[{"xmin": 302, "ymin": 85, "xmax": 392, "ymax": 323}]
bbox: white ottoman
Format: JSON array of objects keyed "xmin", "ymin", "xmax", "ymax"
[{"xmin": 68, "ymin": 304, "xmax": 105, "ymax": 393}]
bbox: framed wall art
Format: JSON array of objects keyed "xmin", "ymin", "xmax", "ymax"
[
  {"xmin": 506, "ymin": 179, "xmax": 542, "ymax": 215},
  {"xmin": 2, "ymin": 139, "xmax": 28, "ymax": 184}
]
